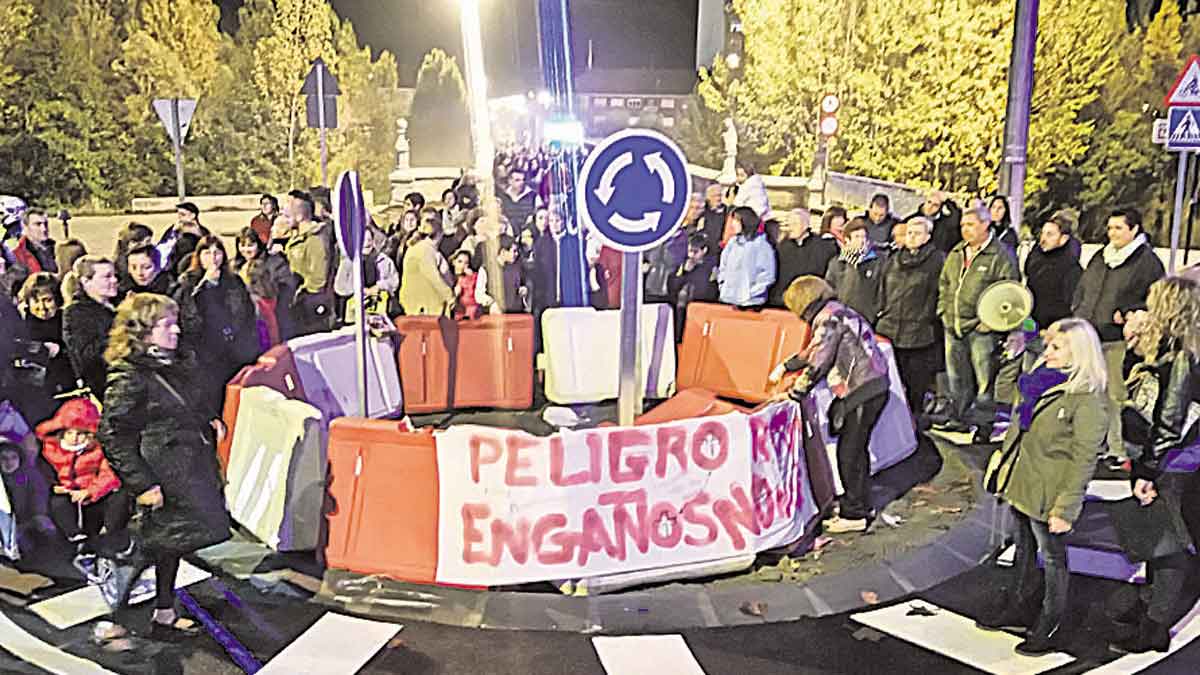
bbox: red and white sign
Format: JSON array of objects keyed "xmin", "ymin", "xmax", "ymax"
[
  {"xmin": 433, "ymin": 402, "xmax": 817, "ymax": 585},
  {"xmin": 1165, "ymin": 55, "xmax": 1200, "ymax": 108}
]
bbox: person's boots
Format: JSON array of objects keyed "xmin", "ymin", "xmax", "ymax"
[
  {"xmin": 1111, "ymin": 617, "xmax": 1171, "ymax": 654},
  {"xmin": 976, "ymin": 592, "xmax": 1040, "ymax": 632},
  {"xmin": 1014, "ymin": 614, "xmax": 1062, "ymax": 656}
]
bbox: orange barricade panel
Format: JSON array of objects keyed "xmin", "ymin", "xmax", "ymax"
[
  {"xmin": 634, "ymin": 388, "xmax": 750, "ymax": 426},
  {"xmin": 677, "ymin": 303, "xmax": 810, "ymax": 403},
  {"xmin": 453, "ymin": 315, "xmax": 534, "ymax": 410},
  {"xmin": 219, "ymin": 346, "xmax": 308, "ymax": 473},
  {"xmin": 394, "ymin": 317, "xmax": 451, "ymax": 414},
  {"xmin": 218, "ymin": 365, "xmax": 256, "ymax": 472},
  {"xmin": 324, "ymin": 417, "xmax": 440, "ymax": 583}
]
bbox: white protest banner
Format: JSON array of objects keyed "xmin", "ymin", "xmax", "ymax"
[{"xmin": 434, "ymin": 402, "xmax": 817, "ymax": 586}]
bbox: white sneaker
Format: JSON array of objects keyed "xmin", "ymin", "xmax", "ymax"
[{"xmin": 824, "ymin": 516, "xmax": 868, "ymax": 534}]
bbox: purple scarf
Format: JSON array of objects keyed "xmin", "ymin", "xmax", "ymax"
[{"xmin": 1016, "ymin": 366, "xmax": 1068, "ymax": 431}]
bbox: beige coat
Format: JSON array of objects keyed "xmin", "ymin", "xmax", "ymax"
[{"xmin": 399, "ymin": 238, "xmax": 454, "ymax": 316}]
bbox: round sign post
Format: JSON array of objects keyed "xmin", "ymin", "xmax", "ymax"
[
  {"xmin": 577, "ymin": 129, "xmax": 692, "ymax": 425},
  {"xmin": 333, "ymin": 170, "xmax": 369, "ymax": 417}
]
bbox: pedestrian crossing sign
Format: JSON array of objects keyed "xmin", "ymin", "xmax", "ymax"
[
  {"xmin": 1165, "ymin": 55, "xmax": 1200, "ymax": 108},
  {"xmin": 1168, "ymin": 107, "xmax": 1200, "ymax": 150}
]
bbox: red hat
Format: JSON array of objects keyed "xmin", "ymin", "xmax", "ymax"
[{"xmin": 35, "ymin": 398, "xmax": 100, "ymax": 439}]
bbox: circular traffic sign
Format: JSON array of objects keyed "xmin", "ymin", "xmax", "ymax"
[
  {"xmin": 577, "ymin": 128, "xmax": 693, "ymax": 252},
  {"xmin": 821, "ymin": 94, "xmax": 840, "ymax": 113}
]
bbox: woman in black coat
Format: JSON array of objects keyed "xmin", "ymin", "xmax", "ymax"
[
  {"xmin": 1109, "ymin": 276, "xmax": 1200, "ymax": 654},
  {"xmin": 62, "ymin": 256, "xmax": 119, "ymax": 400},
  {"xmin": 173, "ymin": 236, "xmax": 260, "ymax": 405},
  {"xmin": 97, "ymin": 292, "xmax": 230, "ymax": 637},
  {"xmin": 234, "ymin": 227, "xmax": 296, "ymax": 340},
  {"xmin": 14, "ymin": 274, "xmax": 78, "ymax": 425}
]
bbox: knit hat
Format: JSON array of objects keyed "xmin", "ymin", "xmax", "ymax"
[{"xmin": 35, "ymin": 398, "xmax": 100, "ymax": 439}]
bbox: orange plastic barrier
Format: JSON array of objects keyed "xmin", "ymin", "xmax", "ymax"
[
  {"xmin": 676, "ymin": 303, "xmax": 810, "ymax": 403},
  {"xmin": 394, "ymin": 315, "xmax": 534, "ymax": 414},
  {"xmin": 325, "ymin": 417, "xmax": 441, "ymax": 583},
  {"xmin": 634, "ymin": 388, "xmax": 751, "ymax": 426}
]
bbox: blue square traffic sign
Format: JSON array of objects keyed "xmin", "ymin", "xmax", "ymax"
[{"xmin": 1167, "ymin": 107, "xmax": 1200, "ymax": 150}]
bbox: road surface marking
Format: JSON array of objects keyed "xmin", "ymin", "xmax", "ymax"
[{"xmin": 592, "ymin": 634, "xmax": 706, "ymax": 675}]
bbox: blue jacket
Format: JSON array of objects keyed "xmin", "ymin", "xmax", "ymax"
[{"xmin": 718, "ymin": 234, "xmax": 777, "ymax": 307}]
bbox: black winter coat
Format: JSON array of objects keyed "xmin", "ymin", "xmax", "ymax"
[
  {"xmin": 907, "ymin": 201, "xmax": 962, "ymax": 255},
  {"xmin": 97, "ymin": 351, "xmax": 230, "ymax": 555},
  {"xmin": 1072, "ymin": 242, "xmax": 1164, "ymax": 342},
  {"xmin": 1024, "ymin": 244, "xmax": 1081, "ymax": 330},
  {"xmin": 62, "ymin": 294, "xmax": 115, "ymax": 399},
  {"xmin": 14, "ymin": 313, "xmax": 77, "ymax": 425},
  {"xmin": 174, "ymin": 270, "xmax": 260, "ymax": 402},
  {"xmin": 825, "ymin": 250, "xmax": 887, "ymax": 325},
  {"xmin": 769, "ymin": 234, "xmax": 839, "ymax": 307},
  {"xmin": 118, "ymin": 271, "xmax": 175, "ymax": 302},
  {"xmin": 876, "ymin": 244, "xmax": 945, "ymax": 349}
]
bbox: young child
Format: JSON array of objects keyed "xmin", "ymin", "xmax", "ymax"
[
  {"xmin": 451, "ymin": 250, "xmax": 481, "ymax": 320},
  {"xmin": 36, "ymin": 398, "xmax": 128, "ymax": 553}
]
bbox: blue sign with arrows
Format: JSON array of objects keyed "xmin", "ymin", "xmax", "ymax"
[{"xmin": 577, "ymin": 129, "xmax": 693, "ymax": 252}]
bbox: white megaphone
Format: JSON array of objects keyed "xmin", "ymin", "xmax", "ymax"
[{"xmin": 977, "ymin": 280, "xmax": 1034, "ymax": 332}]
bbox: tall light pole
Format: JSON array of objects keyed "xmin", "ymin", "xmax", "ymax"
[
  {"xmin": 998, "ymin": 0, "xmax": 1039, "ymax": 238},
  {"xmin": 460, "ymin": 0, "xmax": 496, "ymax": 216}
]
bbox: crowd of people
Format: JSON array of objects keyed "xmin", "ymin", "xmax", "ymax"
[{"xmin": 0, "ymin": 150, "xmax": 1198, "ymax": 656}]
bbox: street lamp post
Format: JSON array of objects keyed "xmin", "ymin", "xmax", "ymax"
[{"xmin": 460, "ymin": 0, "xmax": 496, "ymax": 214}]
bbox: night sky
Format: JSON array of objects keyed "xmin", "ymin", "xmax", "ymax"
[{"xmin": 216, "ymin": 0, "xmax": 698, "ymax": 93}]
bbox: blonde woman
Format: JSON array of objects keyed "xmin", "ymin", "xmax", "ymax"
[
  {"xmin": 980, "ymin": 318, "xmax": 1107, "ymax": 656},
  {"xmin": 97, "ymin": 293, "xmax": 230, "ymax": 639},
  {"xmin": 1108, "ymin": 276, "xmax": 1200, "ymax": 654}
]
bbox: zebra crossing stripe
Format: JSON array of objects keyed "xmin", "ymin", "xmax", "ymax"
[
  {"xmin": 592, "ymin": 635, "xmax": 706, "ymax": 675},
  {"xmin": 0, "ymin": 611, "xmax": 118, "ymax": 675}
]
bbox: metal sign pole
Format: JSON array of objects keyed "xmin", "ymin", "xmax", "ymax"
[
  {"xmin": 1172, "ymin": 151, "xmax": 1188, "ymax": 274},
  {"xmin": 617, "ymin": 250, "xmax": 644, "ymax": 426},
  {"xmin": 170, "ymin": 98, "xmax": 186, "ymax": 199},
  {"xmin": 317, "ymin": 62, "xmax": 329, "ymax": 188},
  {"xmin": 353, "ymin": 253, "xmax": 367, "ymax": 417}
]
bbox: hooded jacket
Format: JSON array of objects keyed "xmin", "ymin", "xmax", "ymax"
[
  {"xmin": 718, "ymin": 234, "xmax": 776, "ymax": 307},
  {"xmin": 876, "ymin": 243, "xmax": 945, "ymax": 349},
  {"xmin": 36, "ymin": 398, "xmax": 120, "ymax": 502},
  {"xmin": 937, "ymin": 236, "xmax": 1020, "ymax": 338}
]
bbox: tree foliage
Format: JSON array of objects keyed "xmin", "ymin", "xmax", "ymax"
[
  {"xmin": 0, "ymin": 0, "xmax": 403, "ymax": 209},
  {"xmin": 408, "ymin": 48, "xmax": 472, "ymax": 168}
]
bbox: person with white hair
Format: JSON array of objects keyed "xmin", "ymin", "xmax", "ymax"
[{"xmin": 876, "ymin": 216, "xmax": 946, "ymax": 411}]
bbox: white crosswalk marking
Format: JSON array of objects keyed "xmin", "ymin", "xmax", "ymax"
[
  {"xmin": 0, "ymin": 611, "xmax": 118, "ymax": 674},
  {"xmin": 1086, "ymin": 599, "xmax": 1200, "ymax": 674},
  {"xmin": 592, "ymin": 635, "xmax": 706, "ymax": 675},
  {"xmin": 257, "ymin": 613, "xmax": 401, "ymax": 674},
  {"xmin": 852, "ymin": 601, "xmax": 1074, "ymax": 675}
]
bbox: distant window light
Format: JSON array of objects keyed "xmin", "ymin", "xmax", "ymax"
[
  {"xmin": 611, "ymin": 98, "xmax": 625, "ymax": 108},
  {"xmin": 594, "ymin": 97, "xmax": 607, "ymax": 108},
  {"xmin": 627, "ymin": 98, "xmax": 644, "ymax": 110},
  {"xmin": 628, "ymin": 116, "xmax": 639, "ymax": 126},
  {"xmin": 662, "ymin": 117, "xmax": 675, "ymax": 128},
  {"xmin": 661, "ymin": 98, "xmax": 675, "ymax": 110}
]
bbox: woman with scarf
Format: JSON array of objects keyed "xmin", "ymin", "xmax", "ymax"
[
  {"xmin": 824, "ymin": 217, "xmax": 887, "ymax": 325},
  {"xmin": 978, "ymin": 318, "xmax": 1107, "ymax": 656},
  {"xmin": 1072, "ymin": 209, "xmax": 1165, "ymax": 458},
  {"xmin": 1105, "ymin": 276, "xmax": 1200, "ymax": 654},
  {"xmin": 97, "ymin": 293, "xmax": 230, "ymax": 639}
]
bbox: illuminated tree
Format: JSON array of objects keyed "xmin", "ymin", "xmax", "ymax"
[{"xmin": 408, "ymin": 48, "xmax": 472, "ymax": 168}]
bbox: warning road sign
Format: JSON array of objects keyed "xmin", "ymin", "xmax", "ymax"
[
  {"xmin": 1165, "ymin": 55, "xmax": 1200, "ymax": 107},
  {"xmin": 1168, "ymin": 107, "xmax": 1200, "ymax": 150}
]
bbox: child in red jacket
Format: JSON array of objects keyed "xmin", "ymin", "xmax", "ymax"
[{"xmin": 36, "ymin": 398, "xmax": 129, "ymax": 549}]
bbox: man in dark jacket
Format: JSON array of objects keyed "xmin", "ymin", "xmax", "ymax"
[
  {"xmin": 825, "ymin": 217, "xmax": 887, "ymax": 324},
  {"xmin": 907, "ymin": 190, "xmax": 962, "ymax": 254},
  {"xmin": 876, "ymin": 216, "xmax": 945, "ymax": 411},
  {"xmin": 498, "ymin": 170, "xmax": 537, "ymax": 233},
  {"xmin": 864, "ymin": 193, "xmax": 897, "ymax": 245},
  {"xmin": 936, "ymin": 207, "xmax": 1020, "ymax": 425},
  {"xmin": 1072, "ymin": 208, "xmax": 1165, "ymax": 455},
  {"xmin": 157, "ymin": 202, "xmax": 211, "ymax": 275},
  {"xmin": 698, "ymin": 184, "xmax": 728, "ymax": 260},
  {"xmin": 667, "ymin": 233, "xmax": 719, "ymax": 341},
  {"xmin": 1026, "ymin": 210, "xmax": 1083, "ymax": 336},
  {"xmin": 769, "ymin": 208, "xmax": 838, "ymax": 307}
]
